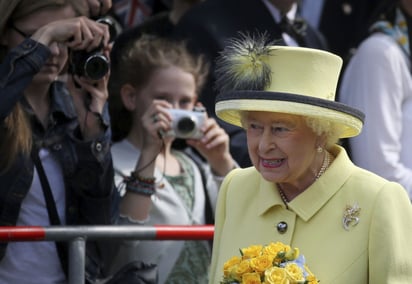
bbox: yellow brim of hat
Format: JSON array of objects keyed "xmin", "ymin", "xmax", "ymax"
[{"xmin": 216, "ymin": 96, "xmax": 364, "ymax": 138}]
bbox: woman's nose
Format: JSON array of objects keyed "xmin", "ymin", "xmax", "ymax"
[{"xmin": 259, "ymin": 128, "xmax": 276, "ymax": 152}]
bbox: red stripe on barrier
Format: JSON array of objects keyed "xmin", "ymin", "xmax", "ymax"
[
  {"xmin": 0, "ymin": 226, "xmax": 46, "ymax": 241},
  {"xmin": 154, "ymin": 225, "xmax": 214, "ymax": 240}
]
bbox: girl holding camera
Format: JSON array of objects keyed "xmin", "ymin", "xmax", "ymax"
[
  {"xmin": 108, "ymin": 35, "xmax": 237, "ymax": 284},
  {"xmin": 0, "ymin": 0, "xmax": 117, "ymax": 282}
]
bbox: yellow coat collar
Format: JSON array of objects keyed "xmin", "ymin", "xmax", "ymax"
[{"xmin": 257, "ymin": 145, "xmax": 356, "ymax": 221}]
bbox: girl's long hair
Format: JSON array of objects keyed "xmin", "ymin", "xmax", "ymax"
[
  {"xmin": 0, "ymin": 0, "xmax": 88, "ymax": 173},
  {"xmin": 0, "ymin": 105, "xmax": 31, "ymax": 173}
]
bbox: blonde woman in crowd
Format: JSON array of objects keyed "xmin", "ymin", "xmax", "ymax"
[{"xmin": 0, "ymin": 0, "xmax": 116, "ymax": 282}]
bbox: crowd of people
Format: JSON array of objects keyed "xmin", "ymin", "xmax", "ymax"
[{"xmin": 0, "ymin": 0, "xmax": 411, "ymax": 283}]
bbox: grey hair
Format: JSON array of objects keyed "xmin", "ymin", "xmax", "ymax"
[
  {"xmin": 240, "ymin": 111, "xmax": 341, "ymax": 148},
  {"xmin": 305, "ymin": 117, "xmax": 341, "ymax": 148}
]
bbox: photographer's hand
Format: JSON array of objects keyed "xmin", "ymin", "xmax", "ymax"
[
  {"xmin": 67, "ymin": 66, "xmax": 110, "ymax": 140},
  {"xmin": 87, "ymin": 0, "xmax": 112, "ymax": 18},
  {"xmin": 140, "ymin": 100, "xmax": 173, "ymax": 151},
  {"xmin": 31, "ymin": 16, "xmax": 110, "ymax": 52},
  {"xmin": 187, "ymin": 117, "xmax": 236, "ymax": 176}
]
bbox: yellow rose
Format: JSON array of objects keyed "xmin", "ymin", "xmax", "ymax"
[
  {"xmin": 285, "ymin": 248, "xmax": 299, "ymax": 261},
  {"xmin": 242, "ymin": 272, "xmax": 262, "ymax": 284},
  {"xmin": 264, "ymin": 242, "xmax": 290, "ymax": 255},
  {"xmin": 264, "ymin": 266, "xmax": 290, "ymax": 284},
  {"xmin": 242, "ymin": 245, "xmax": 263, "ymax": 259},
  {"xmin": 284, "ymin": 263, "xmax": 304, "ymax": 282},
  {"xmin": 264, "ymin": 242, "xmax": 290, "ymax": 264},
  {"xmin": 232, "ymin": 260, "xmax": 253, "ymax": 281},
  {"xmin": 223, "ymin": 256, "xmax": 242, "ymax": 277},
  {"xmin": 222, "ymin": 243, "xmax": 319, "ymax": 284},
  {"xmin": 250, "ymin": 255, "xmax": 274, "ymax": 273}
]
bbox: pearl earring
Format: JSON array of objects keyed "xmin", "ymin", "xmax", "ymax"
[{"xmin": 317, "ymin": 146, "xmax": 323, "ymax": 153}]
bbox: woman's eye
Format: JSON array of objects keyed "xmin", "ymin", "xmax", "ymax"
[
  {"xmin": 178, "ymin": 98, "xmax": 194, "ymax": 108},
  {"xmin": 273, "ymin": 127, "xmax": 287, "ymax": 132},
  {"xmin": 271, "ymin": 126, "xmax": 291, "ymax": 137},
  {"xmin": 180, "ymin": 101, "xmax": 191, "ymax": 107},
  {"xmin": 249, "ymin": 123, "xmax": 262, "ymax": 129},
  {"xmin": 246, "ymin": 123, "xmax": 263, "ymax": 135}
]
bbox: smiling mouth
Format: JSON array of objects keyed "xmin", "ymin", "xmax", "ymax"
[{"xmin": 261, "ymin": 158, "xmax": 284, "ymax": 168}]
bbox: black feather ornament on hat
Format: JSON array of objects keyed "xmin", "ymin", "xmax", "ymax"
[{"xmin": 215, "ymin": 32, "xmax": 279, "ymax": 95}]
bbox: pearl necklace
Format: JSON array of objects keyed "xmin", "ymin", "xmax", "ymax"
[
  {"xmin": 315, "ymin": 151, "xmax": 331, "ymax": 180},
  {"xmin": 277, "ymin": 151, "xmax": 332, "ymax": 208},
  {"xmin": 278, "ymin": 186, "xmax": 290, "ymax": 208}
]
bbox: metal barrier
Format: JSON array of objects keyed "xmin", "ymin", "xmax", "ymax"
[{"xmin": 0, "ymin": 225, "xmax": 214, "ymax": 284}]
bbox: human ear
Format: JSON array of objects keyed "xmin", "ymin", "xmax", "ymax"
[
  {"xmin": 315, "ymin": 134, "xmax": 328, "ymax": 150},
  {"xmin": 120, "ymin": 84, "xmax": 138, "ymax": 111}
]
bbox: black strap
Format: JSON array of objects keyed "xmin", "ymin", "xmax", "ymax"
[{"xmin": 31, "ymin": 146, "xmax": 69, "ymax": 276}]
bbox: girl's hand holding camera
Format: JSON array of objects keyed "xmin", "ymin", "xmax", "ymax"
[
  {"xmin": 142, "ymin": 100, "xmax": 235, "ymax": 176},
  {"xmin": 186, "ymin": 117, "xmax": 235, "ymax": 176},
  {"xmin": 141, "ymin": 100, "xmax": 173, "ymax": 152}
]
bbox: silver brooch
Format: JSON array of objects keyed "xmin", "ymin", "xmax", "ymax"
[{"xmin": 342, "ymin": 203, "xmax": 361, "ymax": 231}]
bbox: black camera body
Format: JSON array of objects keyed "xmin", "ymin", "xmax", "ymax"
[
  {"xmin": 69, "ymin": 47, "xmax": 109, "ymax": 80},
  {"xmin": 166, "ymin": 107, "xmax": 206, "ymax": 139},
  {"xmin": 68, "ymin": 17, "xmax": 118, "ymax": 80}
]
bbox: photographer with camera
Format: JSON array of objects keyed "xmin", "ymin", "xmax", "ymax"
[
  {"xmin": 0, "ymin": 0, "xmax": 118, "ymax": 283},
  {"xmin": 108, "ymin": 35, "xmax": 237, "ymax": 284}
]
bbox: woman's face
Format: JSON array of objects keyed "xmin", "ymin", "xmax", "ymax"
[
  {"xmin": 5, "ymin": 6, "xmax": 75, "ymax": 84},
  {"xmin": 244, "ymin": 111, "xmax": 321, "ymax": 186},
  {"xmin": 137, "ymin": 65, "xmax": 197, "ymax": 113}
]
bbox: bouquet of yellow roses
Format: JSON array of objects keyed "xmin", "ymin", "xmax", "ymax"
[{"xmin": 221, "ymin": 242, "xmax": 319, "ymax": 284}]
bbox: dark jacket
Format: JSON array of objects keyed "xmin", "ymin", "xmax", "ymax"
[{"xmin": 0, "ymin": 38, "xmax": 118, "ymax": 280}]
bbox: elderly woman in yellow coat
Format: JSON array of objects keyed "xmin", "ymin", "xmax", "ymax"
[{"xmin": 208, "ymin": 34, "xmax": 412, "ymax": 284}]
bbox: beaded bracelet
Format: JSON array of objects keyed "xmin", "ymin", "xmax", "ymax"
[
  {"xmin": 126, "ymin": 182, "xmax": 155, "ymax": 196},
  {"xmin": 125, "ymin": 173, "xmax": 156, "ymax": 197},
  {"xmin": 131, "ymin": 171, "xmax": 156, "ymax": 184}
]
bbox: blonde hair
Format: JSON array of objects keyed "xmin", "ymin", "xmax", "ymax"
[
  {"xmin": 0, "ymin": 105, "xmax": 31, "ymax": 173},
  {"xmin": 109, "ymin": 34, "xmax": 209, "ymax": 141}
]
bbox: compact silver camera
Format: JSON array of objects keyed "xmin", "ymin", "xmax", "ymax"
[{"xmin": 166, "ymin": 108, "xmax": 206, "ymax": 139}]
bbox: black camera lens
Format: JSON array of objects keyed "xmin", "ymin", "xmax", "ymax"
[
  {"xmin": 83, "ymin": 54, "xmax": 110, "ymax": 80},
  {"xmin": 177, "ymin": 117, "xmax": 196, "ymax": 134},
  {"xmin": 69, "ymin": 49, "xmax": 110, "ymax": 80},
  {"xmin": 68, "ymin": 16, "xmax": 118, "ymax": 80}
]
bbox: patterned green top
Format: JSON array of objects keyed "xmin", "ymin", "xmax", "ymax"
[{"xmin": 165, "ymin": 151, "xmax": 210, "ymax": 284}]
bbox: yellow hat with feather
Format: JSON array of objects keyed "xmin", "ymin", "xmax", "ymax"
[{"xmin": 214, "ymin": 33, "xmax": 364, "ymax": 138}]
